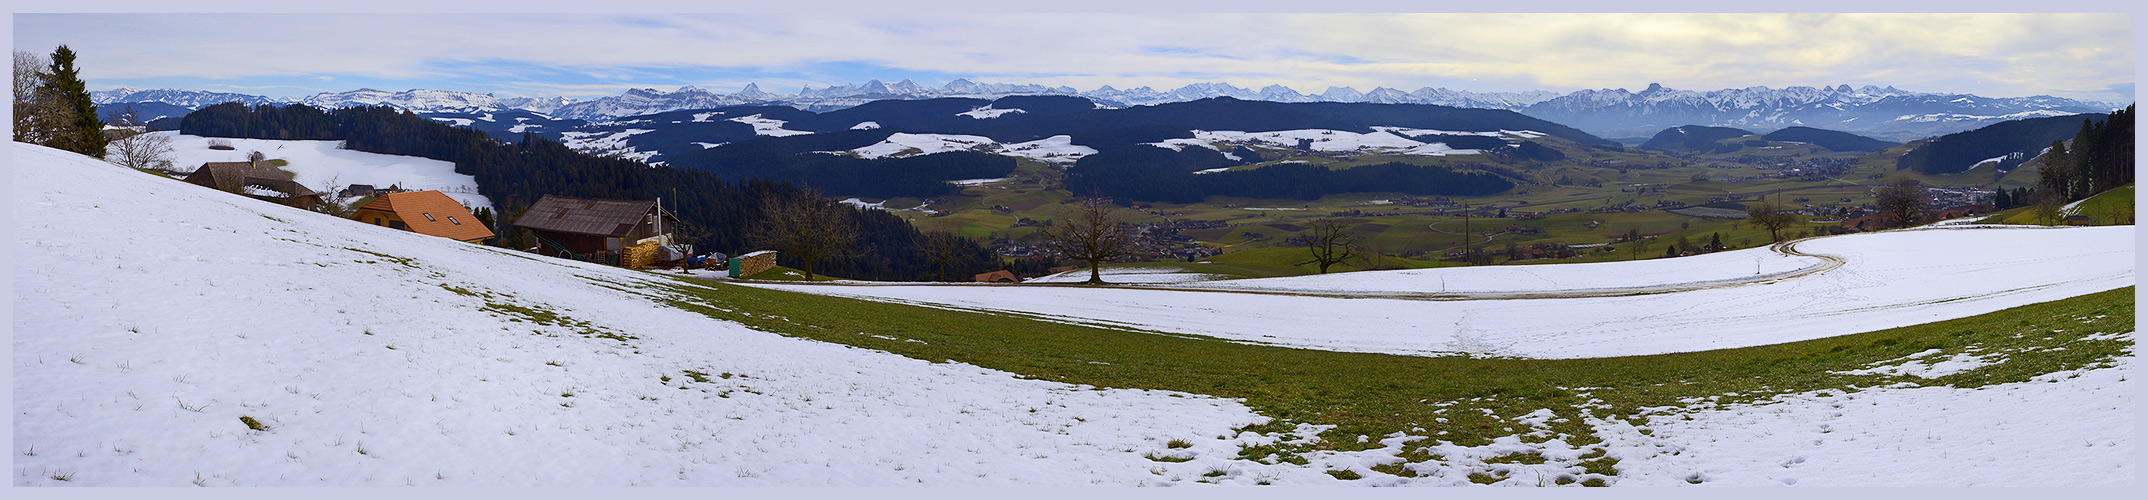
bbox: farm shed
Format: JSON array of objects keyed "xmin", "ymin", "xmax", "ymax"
[
  {"xmin": 973, "ymin": 270, "xmax": 1020, "ymax": 283},
  {"xmin": 511, "ymin": 195, "xmax": 681, "ymax": 260},
  {"xmin": 352, "ymin": 190, "xmax": 495, "ymax": 243},
  {"xmin": 182, "ymin": 161, "xmax": 321, "ymax": 209}
]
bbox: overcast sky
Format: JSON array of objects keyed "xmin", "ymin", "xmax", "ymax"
[{"xmin": 12, "ymin": 12, "xmax": 2135, "ymax": 103}]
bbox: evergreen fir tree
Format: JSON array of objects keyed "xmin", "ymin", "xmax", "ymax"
[
  {"xmin": 37, "ymin": 45, "xmax": 105, "ymax": 158},
  {"xmin": 2038, "ymin": 140, "xmax": 2072, "ymax": 200}
]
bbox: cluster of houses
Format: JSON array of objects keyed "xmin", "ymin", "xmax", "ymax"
[{"xmin": 179, "ymin": 159, "xmax": 730, "ymax": 272}]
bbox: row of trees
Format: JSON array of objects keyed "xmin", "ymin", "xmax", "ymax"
[
  {"xmin": 13, "ymin": 45, "xmax": 106, "ymax": 157},
  {"xmin": 2037, "ymin": 105, "xmax": 2135, "ymax": 202},
  {"xmin": 180, "ymin": 102, "xmax": 1005, "ymax": 281}
]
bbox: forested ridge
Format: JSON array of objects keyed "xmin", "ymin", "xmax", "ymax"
[{"xmin": 180, "ymin": 102, "xmax": 1001, "ymax": 281}]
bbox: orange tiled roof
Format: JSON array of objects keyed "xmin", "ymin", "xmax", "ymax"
[{"xmin": 358, "ymin": 191, "xmax": 494, "ymax": 242}]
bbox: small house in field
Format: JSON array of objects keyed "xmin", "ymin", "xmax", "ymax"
[
  {"xmin": 512, "ymin": 195, "xmax": 680, "ymax": 259},
  {"xmin": 352, "ymin": 190, "xmax": 494, "ymax": 243},
  {"xmin": 183, "ymin": 161, "xmax": 321, "ymax": 208},
  {"xmin": 339, "ymin": 184, "xmax": 377, "ymax": 198},
  {"xmin": 973, "ymin": 270, "xmax": 1019, "ymax": 283}
]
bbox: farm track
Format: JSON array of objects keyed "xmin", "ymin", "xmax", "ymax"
[{"xmin": 721, "ymin": 230, "xmax": 1912, "ymax": 302}]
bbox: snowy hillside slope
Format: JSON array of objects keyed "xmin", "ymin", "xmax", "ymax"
[
  {"xmin": 750, "ymin": 226, "xmax": 2134, "ymax": 359},
  {"xmin": 11, "ymin": 143, "xmax": 1273, "ymax": 486},
  {"xmin": 11, "ymin": 143, "xmax": 2135, "ymax": 487}
]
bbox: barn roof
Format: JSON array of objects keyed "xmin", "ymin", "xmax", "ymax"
[
  {"xmin": 186, "ymin": 162, "xmax": 318, "ymax": 198},
  {"xmin": 512, "ymin": 195, "xmax": 667, "ymax": 237},
  {"xmin": 358, "ymin": 190, "xmax": 494, "ymax": 242}
]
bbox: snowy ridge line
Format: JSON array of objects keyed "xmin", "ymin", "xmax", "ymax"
[{"xmin": 726, "ymin": 236, "xmax": 1845, "ymax": 302}]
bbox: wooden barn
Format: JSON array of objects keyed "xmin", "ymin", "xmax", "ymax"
[
  {"xmin": 352, "ymin": 190, "xmax": 495, "ymax": 243},
  {"xmin": 512, "ymin": 195, "xmax": 681, "ymax": 260},
  {"xmin": 183, "ymin": 161, "xmax": 321, "ymax": 208}
]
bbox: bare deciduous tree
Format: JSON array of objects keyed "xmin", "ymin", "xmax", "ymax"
[
  {"xmin": 308, "ymin": 175, "xmax": 361, "ymax": 218},
  {"xmin": 1874, "ymin": 179, "xmax": 1928, "ymax": 229},
  {"xmin": 752, "ymin": 191, "xmax": 860, "ymax": 280},
  {"xmin": 2032, "ymin": 188, "xmax": 2066, "ymax": 226},
  {"xmin": 1296, "ymin": 218, "xmax": 1359, "ymax": 274},
  {"xmin": 1044, "ymin": 197, "xmax": 1134, "ymax": 285},
  {"xmin": 1746, "ymin": 200, "xmax": 1793, "ymax": 241},
  {"xmin": 916, "ymin": 229, "xmax": 971, "ymax": 282},
  {"xmin": 106, "ymin": 106, "xmax": 175, "ymax": 171},
  {"xmin": 13, "ymin": 50, "xmax": 54, "ymax": 144}
]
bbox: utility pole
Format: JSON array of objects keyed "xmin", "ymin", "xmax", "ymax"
[{"xmin": 1461, "ymin": 201, "xmax": 1471, "ymax": 263}]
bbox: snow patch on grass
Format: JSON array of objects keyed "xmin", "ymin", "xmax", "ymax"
[{"xmin": 1598, "ymin": 354, "xmax": 2134, "ymax": 486}]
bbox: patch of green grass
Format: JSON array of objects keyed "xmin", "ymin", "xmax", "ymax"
[
  {"xmin": 1997, "ymin": 184, "xmax": 2140, "ymax": 226},
  {"xmin": 1146, "ymin": 453, "xmax": 1194, "ymax": 463},
  {"xmin": 341, "ymin": 247, "xmax": 417, "ymax": 268},
  {"xmin": 1326, "ymin": 469, "xmax": 1363, "ymax": 480},
  {"xmin": 481, "ymin": 300, "xmax": 636, "ymax": 343},
  {"xmin": 655, "ymin": 277, "xmax": 2132, "ymax": 476},
  {"xmin": 239, "ymin": 416, "xmax": 266, "ymax": 431},
  {"xmin": 1369, "ymin": 461, "xmax": 1419, "ymax": 477},
  {"xmin": 1483, "ymin": 451, "xmax": 1546, "ymax": 465}
]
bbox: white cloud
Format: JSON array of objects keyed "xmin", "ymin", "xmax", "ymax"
[{"xmin": 13, "ymin": 13, "xmax": 2134, "ymax": 102}]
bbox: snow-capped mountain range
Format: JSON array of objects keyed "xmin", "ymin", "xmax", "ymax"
[
  {"xmin": 95, "ymin": 80, "xmax": 2119, "ymax": 141},
  {"xmin": 93, "ymin": 87, "xmax": 580, "ymax": 116},
  {"xmin": 1517, "ymin": 83, "xmax": 2114, "ymax": 140}
]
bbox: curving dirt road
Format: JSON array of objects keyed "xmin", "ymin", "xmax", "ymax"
[{"xmin": 724, "ymin": 232, "xmax": 1864, "ymax": 302}]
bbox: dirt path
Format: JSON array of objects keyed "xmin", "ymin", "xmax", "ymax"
[{"xmin": 725, "ymin": 234, "xmax": 1856, "ymax": 302}]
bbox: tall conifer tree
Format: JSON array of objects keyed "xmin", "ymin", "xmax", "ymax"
[{"xmin": 38, "ymin": 45, "xmax": 106, "ymax": 158}]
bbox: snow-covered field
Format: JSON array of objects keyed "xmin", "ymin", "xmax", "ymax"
[
  {"xmin": 12, "ymin": 143, "xmax": 2135, "ymax": 486},
  {"xmin": 150, "ymin": 132, "xmax": 492, "ymax": 210},
  {"xmin": 749, "ymin": 226, "xmax": 2133, "ymax": 359},
  {"xmin": 1148, "ymin": 128, "xmax": 1540, "ymax": 157},
  {"xmin": 958, "ymin": 106, "xmax": 1025, "ymax": 119},
  {"xmin": 1597, "ymin": 353, "xmax": 2133, "ymax": 486},
  {"xmin": 726, "ymin": 114, "xmax": 812, "ymax": 137},
  {"xmin": 1025, "ymin": 266, "xmax": 1226, "ymax": 284},
  {"xmin": 12, "ymin": 143, "xmax": 1269, "ymax": 486},
  {"xmin": 838, "ymin": 133, "xmax": 1094, "ymax": 163},
  {"xmin": 557, "ymin": 129, "xmax": 659, "ymax": 164},
  {"xmin": 1172, "ymin": 244, "xmax": 1821, "ymax": 295}
]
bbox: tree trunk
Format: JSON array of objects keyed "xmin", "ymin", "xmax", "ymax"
[
  {"xmin": 1087, "ymin": 261, "xmax": 1102, "ymax": 284},
  {"xmin": 1318, "ymin": 261, "xmax": 1333, "ymax": 274}
]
